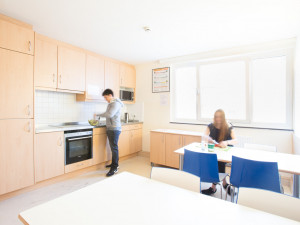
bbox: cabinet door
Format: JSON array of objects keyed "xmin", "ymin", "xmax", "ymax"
[
  {"xmin": 58, "ymin": 46, "xmax": 85, "ymax": 92},
  {"xmin": 150, "ymin": 132, "xmax": 166, "ymax": 165},
  {"xmin": 120, "ymin": 64, "xmax": 136, "ymax": 88},
  {"xmin": 165, "ymin": 134, "xmax": 182, "ymax": 169},
  {"xmin": 34, "ymin": 35, "xmax": 58, "ymax": 89},
  {"xmin": 86, "ymin": 54, "xmax": 105, "ymax": 100},
  {"xmin": 0, "ymin": 48, "xmax": 33, "ymax": 119},
  {"xmin": 0, "ymin": 119, "xmax": 34, "ymax": 195},
  {"xmin": 118, "ymin": 130, "xmax": 130, "ymax": 157},
  {"xmin": 182, "ymin": 135, "xmax": 202, "ymax": 146},
  {"xmin": 105, "ymin": 60, "xmax": 120, "ymax": 98},
  {"xmin": 34, "ymin": 132, "xmax": 65, "ymax": 182},
  {"xmin": 0, "ymin": 19, "xmax": 34, "ymax": 55},
  {"xmin": 93, "ymin": 133, "xmax": 108, "ymax": 165},
  {"xmin": 130, "ymin": 129, "xmax": 142, "ymax": 154}
]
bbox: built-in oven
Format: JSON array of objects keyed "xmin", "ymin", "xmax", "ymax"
[{"xmin": 65, "ymin": 129, "xmax": 93, "ymax": 165}]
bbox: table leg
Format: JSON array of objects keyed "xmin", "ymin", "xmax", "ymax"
[
  {"xmin": 293, "ymin": 174, "xmax": 300, "ymax": 198},
  {"xmin": 179, "ymin": 155, "xmax": 184, "ymax": 171}
]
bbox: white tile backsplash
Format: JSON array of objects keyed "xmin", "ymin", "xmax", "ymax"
[{"xmin": 35, "ymin": 90, "xmax": 108, "ymax": 124}]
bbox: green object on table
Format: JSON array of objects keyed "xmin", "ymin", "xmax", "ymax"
[{"xmin": 208, "ymin": 143, "xmax": 215, "ymax": 149}]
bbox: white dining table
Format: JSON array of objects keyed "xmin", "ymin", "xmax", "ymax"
[
  {"xmin": 174, "ymin": 142, "xmax": 300, "ymax": 198},
  {"xmin": 19, "ymin": 172, "xmax": 300, "ymax": 225}
]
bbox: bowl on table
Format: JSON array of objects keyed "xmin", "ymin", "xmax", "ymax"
[{"xmin": 88, "ymin": 119, "xmax": 99, "ymax": 126}]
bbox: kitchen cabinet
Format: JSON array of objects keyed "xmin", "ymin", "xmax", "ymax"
[
  {"xmin": 77, "ymin": 53, "xmax": 105, "ymax": 102},
  {"xmin": 0, "ymin": 119, "xmax": 34, "ymax": 195},
  {"xmin": 58, "ymin": 46, "xmax": 85, "ymax": 92},
  {"xmin": 93, "ymin": 128, "xmax": 108, "ymax": 165},
  {"xmin": 0, "ymin": 19, "xmax": 34, "ymax": 55},
  {"xmin": 182, "ymin": 135, "xmax": 202, "ymax": 146},
  {"xmin": 120, "ymin": 64, "xmax": 136, "ymax": 88},
  {"xmin": 34, "ymin": 132, "xmax": 65, "ymax": 183},
  {"xmin": 150, "ymin": 132, "xmax": 166, "ymax": 165},
  {"xmin": 130, "ymin": 129, "xmax": 143, "ymax": 154},
  {"xmin": 165, "ymin": 134, "xmax": 182, "ymax": 169},
  {"xmin": 150, "ymin": 130, "xmax": 202, "ymax": 168},
  {"xmin": 119, "ymin": 130, "xmax": 130, "ymax": 157},
  {"xmin": 0, "ymin": 48, "xmax": 33, "ymax": 119},
  {"xmin": 34, "ymin": 34, "xmax": 58, "ymax": 89},
  {"xmin": 105, "ymin": 60, "xmax": 120, "ymax": 98}
]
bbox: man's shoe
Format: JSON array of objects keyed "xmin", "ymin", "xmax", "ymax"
[
  {"xmin": 105, "ymin": 164, "xmax": 119, "ymax": 169},
  {"xmin": 201, "ymin": 187, "xmax": 217, "ymax": 195},
  {"xmin": 106, "ymin": 167, "xmax": 119, "ymax": 177}
]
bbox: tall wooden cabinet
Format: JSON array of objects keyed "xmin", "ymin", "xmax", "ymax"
[
  {"xmin": 0, "ymin": 48, "xmax": 33, "ymax": 119},
  {"xmin": 105, "ymin": 60, "xmax": 120, "ymax": 98},
  {"xmin": 0, "ymin": 119, "xmax": 34, "ymax": 195},
  {"xmin": 34, "ymin": 132, "xmax": 65, "ymax": 182}
]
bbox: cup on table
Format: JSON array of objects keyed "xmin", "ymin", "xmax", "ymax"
[{"xmin": 208, "ymin": 143, "xmax": 215, "ymax": 152}]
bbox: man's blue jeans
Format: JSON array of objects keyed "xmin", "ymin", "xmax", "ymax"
[{"xmin": 106, "ymin": 130, "xmax": 121, "ymax": 169}]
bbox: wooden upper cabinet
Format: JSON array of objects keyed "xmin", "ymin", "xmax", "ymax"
[
  {"xmin": 105, "ymin": 60, "xmax": 120, "ymax": 98},
  {"xmin": 0, "ymin": 119, "xmax": 34, "ymax": 195},
  {"xmin": 0, "ymin": 48, "xmax": 33, "ymax": 119},
  {"xmin": 77, "ymin": 53, "xmax": 105, "ymax": 101},
  {"xmin": 120, "ymin": 64, "xmax": 136, "ymax": 88},
  {"xmin": 35, "ymin": 132, "xmax": 65, "ymax": 183},
  {"xmin": 0, "ymin": 19, "xmax": 34, "ymax": 55},
  {"xmin": 34, "ymin": 34, "xmax": 58, "ymax": 89},
  {"xmin": 58, "ymin": 46, "xmax": 85, "ymax": 92}
]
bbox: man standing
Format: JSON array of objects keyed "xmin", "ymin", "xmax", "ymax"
[{"xmin": 97, "ymin": 89, "xmax": 124, "ymax": 177}]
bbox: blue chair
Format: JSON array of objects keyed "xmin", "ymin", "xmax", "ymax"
[
  {"xmin": 183, "ymin": 149, "xmax": 228, "ymax": 199},
  {"xmin": 226, "ymin": 155, "xmax": 281, "ymax": 202}
]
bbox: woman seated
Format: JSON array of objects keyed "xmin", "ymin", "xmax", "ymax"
[{"xmin": 201, "ymin": 109, "xmax": 237, "ymax": 196}]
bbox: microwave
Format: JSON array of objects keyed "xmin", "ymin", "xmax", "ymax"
[{"xmin": 120, "ymin": 90, "xmax": 134, "ymax": 101}]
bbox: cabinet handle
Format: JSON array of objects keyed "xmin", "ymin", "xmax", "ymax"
[
  {"xmin": 77, "ymin": 163, "xmax": 84, "ymax": 167},
  {"xmin": 53, "ymin": 73, "xmax": 56, "ymax": 83},
  {"xmin": 28, "ymin": 41, "xmax": 31, "ymax": 51},
  {"xmin": 58, "ymin": 137, "xmax": 63, "ymax": 146},
  {"xmin": 27, "ymin": 121, "xmax": 31, "ymax": 132},
  {"xmin": 27, "ymin": 105, "xmax": 31, "ymax": 116},
  {"xmin": 60, "ymin": 74, "xmax": 62, "ymax": 84}
]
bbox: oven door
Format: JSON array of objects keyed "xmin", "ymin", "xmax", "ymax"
[{"xmin": 65, "ymin": 135, "xmax": 92, "ymax": 165}]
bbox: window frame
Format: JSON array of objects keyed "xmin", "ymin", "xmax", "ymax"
[{"xmin": 170, "ymin": 48, "xmax": 294, "ymax": 130}]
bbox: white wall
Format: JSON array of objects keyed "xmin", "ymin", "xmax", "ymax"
[
  {"xmin": 135, "ymin": 62, "xmax": 293, "ymax": 155},
  {"xmin": 294, "ymin": 36, "xmax": 300, "ymax": 155}
]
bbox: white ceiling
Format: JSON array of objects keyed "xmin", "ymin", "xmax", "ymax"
[{"xmin": 1, "ymin": 0, "xmax": 300, "ymax": 65}]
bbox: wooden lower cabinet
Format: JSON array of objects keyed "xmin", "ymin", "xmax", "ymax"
[
  {"xmin": 119, "ymin": 130, "xmax": 130, "ymax": 157},
  {"xmin": 93, "ymin": 133, "xmax": 108, "ymax": 165},
  {"xmin": 150, "ymin": 132, "xmax": 166, "ymax": 165},
  {"xmin": 150, "ymin": 131, "xmax": 202, "ymax": 169},
  {"xmin": 34, "ymin": 132, "xmax": 65, "ymax": 183},
  {"xmin": 182, "ymin": 135, "xmax": 202, "ymax": 146},
  {"xmin": 165, "ymin": 134, "xmax": 182, "ymax": 169},
  {"xmin": 0, "ymin": 119, "xmax": 34, "ymax": 195}
]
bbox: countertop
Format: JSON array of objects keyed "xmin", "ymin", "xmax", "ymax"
[
  {"xmin": 35, "ymin": 121, "xmax": 143, "ymax": 134},
  {"xmin": 151, "ymin": 129, "xmax": 203, "ymax": 137}
]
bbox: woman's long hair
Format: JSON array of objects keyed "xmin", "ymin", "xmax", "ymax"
[{"xmin": 213, "ymin": 109, "xmax": 229, "ymax": 143}]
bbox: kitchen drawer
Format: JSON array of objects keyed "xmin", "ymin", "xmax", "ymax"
[
  {"xmin": 93, "ymin": 127, "xmax": 106, "ymax": 135},
  {"xmin": 122, "ymin": 124, "xmax": 142, "ymax": 131},
  {"xmin": 64, "ymin": 159, "xmax": 93, "ymax": 173}
]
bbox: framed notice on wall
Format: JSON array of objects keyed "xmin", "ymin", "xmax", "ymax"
[{"xmin": 152, "ymin": 67, "xmax": 170, "ymax": 93}]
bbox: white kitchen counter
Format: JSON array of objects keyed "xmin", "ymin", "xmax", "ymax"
[
  {"xmin": 36, "ymin": 122, "xmax": 143, "ymax": 134},
  {"xmin": 151, "ymin": 129, "xmax": 203, "ymax": 137}
]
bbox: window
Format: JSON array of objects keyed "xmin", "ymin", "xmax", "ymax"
[{"xmin": 171, "ymin": 50, "xmax": 293, "ymax": 129}]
